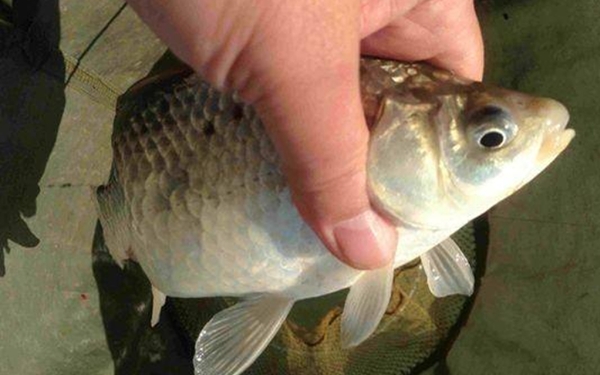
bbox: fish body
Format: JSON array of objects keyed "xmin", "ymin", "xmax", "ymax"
[{"xmin": 96, "ymin": 58, "xmax": 573, "ymax": 375}]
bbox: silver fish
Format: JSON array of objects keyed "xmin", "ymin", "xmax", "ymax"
[{"xmin": 95, "ymin": 58, "xmax": 574, "ymax": 375}]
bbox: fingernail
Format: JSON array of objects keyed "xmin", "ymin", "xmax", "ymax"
[{"xmin": 332, "ymin": 210, "xmax": 397, "ymax": 269}]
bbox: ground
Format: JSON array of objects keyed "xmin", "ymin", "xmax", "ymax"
[{"xmin": 0, "ymin": 1, "xmax": 598, "ymax": 374}]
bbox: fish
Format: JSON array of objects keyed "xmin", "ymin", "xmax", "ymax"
[{"xmin": 95, "ymin": 58, "xmax": 574, "ymax": 375}]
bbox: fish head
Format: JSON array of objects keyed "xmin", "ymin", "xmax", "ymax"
[
  {"xmin": 437, "ymin": 86, "xmax": 574, "ymax": 202},
  {"xmin": 367, "ymin": 70, "xmax": 574, "ymax": 230}
]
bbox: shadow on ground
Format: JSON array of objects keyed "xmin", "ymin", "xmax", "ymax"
[
  {"xmin": 0, "ymin": 0, "xmax": 65, "ymax": 276},
  {"xmin": 92, "ymin": 223, "xmax": 193, "ymax": 375}
]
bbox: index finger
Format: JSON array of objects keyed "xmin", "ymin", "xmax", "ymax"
[{"xmin": 361, "ymin": 0, "xmax": 484, "ymax": 80}]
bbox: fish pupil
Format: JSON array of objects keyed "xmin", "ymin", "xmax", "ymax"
[{"xmin": 479, "ymin": 131, "xmax": 505, "ymax": 148}]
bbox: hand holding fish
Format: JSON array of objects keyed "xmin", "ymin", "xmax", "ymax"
[{"xmin": 126, "ymin": 0, "xmax": 484, "ymax": 269}]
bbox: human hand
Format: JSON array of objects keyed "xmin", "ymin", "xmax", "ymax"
[{"xmin": 127, "ymin": 0, "xmax": 483, "ymax": 270}]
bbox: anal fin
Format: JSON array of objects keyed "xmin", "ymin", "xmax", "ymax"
[
  {"xmin": 421, "ymin": 237, "xmax": 474, "ymax": 297},
  {"xmin": 340, "ymin": 261, "xmax": 394, "ymax": 348},
  {"xmin": 194, "ymin": 294, "xmax": 294, "ymax": 375}
]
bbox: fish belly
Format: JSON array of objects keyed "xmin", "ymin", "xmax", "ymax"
[{"xmin": 126, "ymin": 178, "xmax": 357, "ymax": 298}]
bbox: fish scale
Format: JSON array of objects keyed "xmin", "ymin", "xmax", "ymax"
[{"xmin": 112, "ymin": 72, "xmax": 343, "ymax": 298}]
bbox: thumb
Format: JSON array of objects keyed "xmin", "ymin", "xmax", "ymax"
[{"xmin": 246, "ymin": 22, "xmax": 397, "ymax": 270}]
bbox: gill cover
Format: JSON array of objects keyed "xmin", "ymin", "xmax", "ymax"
[{"xmin": 367, "ymin": 93, "xmax": 462, "ymax": 230}]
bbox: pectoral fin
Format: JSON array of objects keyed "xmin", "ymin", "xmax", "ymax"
[
  {"xmin": 151, "ymin": 285, "xmax": 167, "ymax": 327},
  {"xmin": 194, "ymin": 294, "xmax": 294, "ymax": 375},
  {"xmin": 421, "ymin": 237, "xmax": 474, "ymax": 297},
  {"xmin": 340, "ymin": 261, "xmax": 394, "ymax": 348},
  {"xmin": 94, "ymin": 181, "xmax": 132, "ymax": 268}
]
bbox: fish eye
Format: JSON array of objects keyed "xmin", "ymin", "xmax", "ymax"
[
  {"xmin": 478, "ymin": 129, "xmax": 506, "ymax": 148},
  {"xmin": 468, "ymin": 105, "xmax": 518, "ymax": 150}
]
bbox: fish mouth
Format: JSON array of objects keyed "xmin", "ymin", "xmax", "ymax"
[
  {"xmin": 522, "ymin": 98, "xmax": 575, "ymax": 188},
  {"xmin": 538, "ymin": 98, "xmax": 575, "ymax": 161}
]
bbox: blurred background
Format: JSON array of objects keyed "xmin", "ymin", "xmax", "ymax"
[{"xmin": 0, "ymin": 0, "xmax": 598, "ymax": 374}]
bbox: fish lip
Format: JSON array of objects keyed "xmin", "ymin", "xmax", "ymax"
[
  {"xmin": 509, "ymin": 98, "xmax": 574, "ymax": 194},
  {"xmin": 544, "ymin": 98, "xmax": 574, "ymax": 152},
  {"xmin": 544, "ymin": 98, "xmax": 570, "ymax": 131},
  {"xmin": 539, "ymin": 98, "xmax": 573, "ymax": 155}
]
